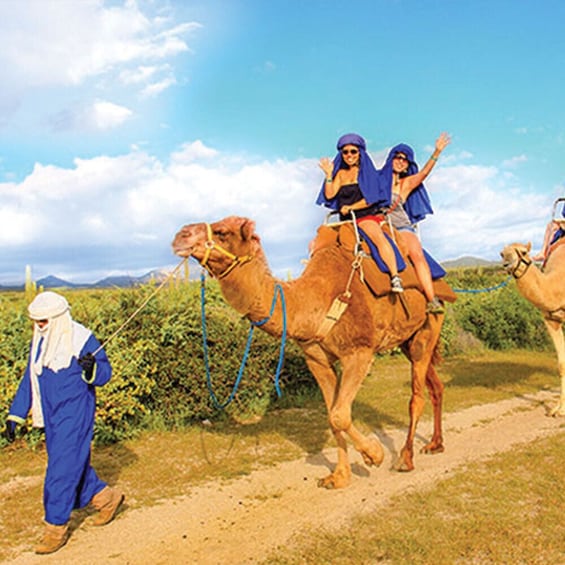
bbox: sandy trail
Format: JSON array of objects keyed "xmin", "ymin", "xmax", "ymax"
[{"xmin": 5, "ymin": 389, "xmax": 563, "ymax": 565}]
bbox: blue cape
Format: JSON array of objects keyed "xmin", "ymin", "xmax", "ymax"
[
  {"xmin": 316, "ymin": 133, "xmax": 389, "ymax": 211},
  {"xmin": 380, "ymin": 143, "xmax": 434, "ymax": 224}
]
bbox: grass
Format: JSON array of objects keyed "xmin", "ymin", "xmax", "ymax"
[
  {"xmin": 263, "ymin": 431, "xmax": 565, "ymax": 564},
  {"xmin": 0, "ymin": 349, "xmax": 562, "ymax": 561}
]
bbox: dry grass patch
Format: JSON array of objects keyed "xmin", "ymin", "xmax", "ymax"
[
  {"xmin": 264, "ymin": 431, "xmax": 565, "ymax": 564},
  {"xmin": 0, "ymin": 349, "xmax": 559, "ymax": 561}
]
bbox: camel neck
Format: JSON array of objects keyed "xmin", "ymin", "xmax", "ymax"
[{"xmin": 219, "ymin": 270, "xmax": 286, "ymax": 337}]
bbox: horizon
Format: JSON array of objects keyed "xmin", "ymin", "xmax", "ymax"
[
  {"xmin": 1, "ymin": 1, "xmax": 564, "ymax": 284},
  {"xmin": 1, "ymin": 253, "xmax": 503, "ymax": 288}
]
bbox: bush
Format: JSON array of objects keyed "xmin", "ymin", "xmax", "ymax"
[
  {"xmin": 0, "ymin": 283, "xmax": 310, "ymax": 445},
  {"xmin": 0, "ymin": 265, "xmax": 553, "ymax": 446},
  {"xmin": 444, "ymin": 268, "xmax": 551, "ymax": 351}
]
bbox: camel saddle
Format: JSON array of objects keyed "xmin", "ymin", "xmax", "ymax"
[{"xmin": 311, "ymin": 223, "xmax": 457, "ymax": 303}]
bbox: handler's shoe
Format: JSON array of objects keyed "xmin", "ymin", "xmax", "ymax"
[
  {"xmin": 35, "ymin": 522, "xmax": 69, "ymax": 554},
  {"xmin": 91, "ymin": 486, "xmax": 125, "ymax": 526}
]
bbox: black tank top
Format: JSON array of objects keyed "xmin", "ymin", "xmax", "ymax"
[{"xmin": 337, "ymin": 183, "xmax": 377, "ymax": 220}]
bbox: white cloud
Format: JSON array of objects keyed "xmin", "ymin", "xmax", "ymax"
[
  {"xmin": 501, "ymin": 154, "xmax": 528, "ymax": 168},
  {"xmin": 90, "ymin": 100, "xmax": 133, "ymax": 130},
  {"xmin": 0, "ymin": 142, "xmax": 554, "ymax": 284},
  {"xmin": 171, "ymin": 140, "xmax": 219, "ymax": 163},
  {"xmin": 140, "ymin": 76, "xmax": 177, "ymax": 98},
  {"xmin": 0, "ymin": 1, "xmax": 201, "ymax": 125}
]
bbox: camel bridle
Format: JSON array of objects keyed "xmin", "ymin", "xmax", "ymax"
[
  {"xmin": 509, "ymin": 247, "xmax": 532, "ymax": 279},
  {"xmin": 200, "ymin": 223, "xmax": 254, "ymax": 279}
]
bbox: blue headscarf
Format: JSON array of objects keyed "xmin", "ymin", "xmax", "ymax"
[
  {"xmin": 316, "ymin": 133, "xmax": 389, "ymax": 211},
  {"xmin": 550, "ymin": 200, "xmax": 565, "ymax": 245},
  {"xmin": 380, "ymin": 143, "xmax": 434, "ymax": 224}
]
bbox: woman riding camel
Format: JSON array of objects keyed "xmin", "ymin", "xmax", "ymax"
[
  {"xmin": 379, "ymin": 132, "xmax": 451, "ymax": 313},
  {"xmin": 317, "ymin": 133, "xmax": 404, "ymax": 293}
]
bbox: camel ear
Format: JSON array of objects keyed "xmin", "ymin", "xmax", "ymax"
[
  {"xmin": 526, "ymin": 241, "xmax": 532, "ymax": 253},
  {"xmin": 240, "ymin": 219, "xmax": 257, "ymax": 241}
]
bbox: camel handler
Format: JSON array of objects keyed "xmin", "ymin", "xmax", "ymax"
[{"xmin": 3, "ymin": 291, "xmax": 124, "ymax": 554}]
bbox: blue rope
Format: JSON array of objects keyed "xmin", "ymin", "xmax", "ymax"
[
  {"xmin": 452, "ymin": 276, "xmax": 512, "ymax": 294},
  {"xmin": 200, "ymin": 271, "xmax": 287, "ymax": 409}
]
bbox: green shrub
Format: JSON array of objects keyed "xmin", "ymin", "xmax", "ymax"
[
  {"xmin": 0, "ymin": 265, "xmax": 553, "ymax": 446},
  {"xmin": 445, "ymin": 268, "xmax": 551, "ymax": 351},
  {"xmin": 0, "ymin": 283, "xmax": 310, "ymax": 445}
]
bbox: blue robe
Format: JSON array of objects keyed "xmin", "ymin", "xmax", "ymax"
[{"xmin": 9, "ymin": 332, "xmax": 112, "ymax": 525}]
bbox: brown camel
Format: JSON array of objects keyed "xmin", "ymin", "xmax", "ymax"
[
  {"xmin": 500, "ymin": 240, "xmax": 565, "ymax": 416},
  {"xmin": 172, "ymin": 216, "xmax": 454, "ymax": 488}
]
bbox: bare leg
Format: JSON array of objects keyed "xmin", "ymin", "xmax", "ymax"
[
  {"xmin": 398, "ymin": 231, "xmax": 435, "ymax": 302},
  {"xmin": 358, "ymin": 219, "xmax": 399, "ymax": 278}
]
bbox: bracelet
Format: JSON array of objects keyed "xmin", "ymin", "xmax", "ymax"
[
  {"xmin": 430, "ymin": 156, "xmax": 438, "ymax": 162},
  {"xmin": 326, "ymin": 178, "xmax": 333, "ymax": 182}
]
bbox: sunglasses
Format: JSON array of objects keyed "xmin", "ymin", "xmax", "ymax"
[
  {"xmin": 393, "ymin": 154, "xmax": 408, "ymax": 162},
  {"xmin": 341, "ymin": 148, "xmax": 359, "ymax": 156}
]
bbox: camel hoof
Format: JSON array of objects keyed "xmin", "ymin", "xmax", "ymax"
[
  {"xmin": 421, "ymin": 443, "xmax": 445, "ymax": 455},
  {"xmin": 395, "ymin": 460, "xmax": 415, "ymax": 473},
  {"xmin": 317, "ymin": 471, "xmax": 350, "ymax": 489},
  {"xmin": 317, "ymin": 477, "xmax": 335, "ymax": 489},
  {"xmin": 361, "ymin": 439, "xmax": 385, "ymax": 467},
  {"xmin": 395, "ymin": 447, "xmax": 414, "ymax": 472}
]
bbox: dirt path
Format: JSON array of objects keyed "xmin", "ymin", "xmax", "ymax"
[{"xmin": 5, "ymin": 390, "xmax": 563, "ymax": 565}]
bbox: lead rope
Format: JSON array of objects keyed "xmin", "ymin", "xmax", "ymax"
[
  {"xmin": 200, "ymin": 270, "xmax": 287, "ymax": 409},
  {"xmin": 91, "ymin": 258, "xmax": 188, "ymax": 356}
]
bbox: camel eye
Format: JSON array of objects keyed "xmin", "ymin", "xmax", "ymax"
[{"xmin": 213, "ymin": 229, "xmax": 228, "ymax": 240}]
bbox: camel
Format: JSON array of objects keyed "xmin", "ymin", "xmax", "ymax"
[
  {"xmin": 500, "ymin": 240, "xmax": 565, "ymax": 416},
  {"xmin": 172, "ymin": 216, "xmax": 455, "ymax": 488}
]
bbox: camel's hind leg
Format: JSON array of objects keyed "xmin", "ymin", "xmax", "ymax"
[
  {"xmin": 420, "ymin": 361, "xmax": 445, "ymax": 455},
  {"xmin": 397, "ymin": 314, "xmax": 444, "ymax": 472},
  {"xmin": 543, "ymin": 318, "xmax": 565, "ymax": 416}
]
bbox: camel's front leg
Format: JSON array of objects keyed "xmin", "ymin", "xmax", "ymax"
[
  {"xmin": 329, "ymin": 350, "xmax": 384, "ymax": 474},
  {"xmin": 543, "ymin": 318, "xmax": 565, "ymax": 416},
  {"xmin": 303, "ymin": 345, "xmax": 351, "ymax": 489}
]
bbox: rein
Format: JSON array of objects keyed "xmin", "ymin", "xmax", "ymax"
[
  {"xmin": 199, "ymin": 271, "xmax": 287, "ymax": 410},
  {"xmin": 92, "ymin": 258, "xmax": 187, "ymax": 356},
  {"xmin": 201, "ymin": 223, "xmax": 254, "ymax": 279}
]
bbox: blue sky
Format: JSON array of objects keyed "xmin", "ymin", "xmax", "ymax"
[{"xmin": 1, "ymin": 0, "xmax": 564, "ymax": 284}]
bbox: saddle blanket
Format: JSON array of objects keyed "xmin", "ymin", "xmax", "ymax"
[{"xmin": 311, "ymin": 223, "xmax": 457, "ymax": 302}]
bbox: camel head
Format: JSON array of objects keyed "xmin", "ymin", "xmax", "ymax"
[
  {"xmin": 500, "ymin": 242, "xmax": 532, "ymax": 275},
  {"xmin": 172, "ymin": 216, "xmax": 262, "ymax": 278}
]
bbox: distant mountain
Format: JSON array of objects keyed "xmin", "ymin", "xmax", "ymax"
[
  {"xmin": 136, "ymin": 269, "xmax": 174, "ymax": 284},
  {"xmin": 37, "ymin": 275, "xmax": 81, "ymax": 288},
  {"xmin": 93, "ymin": 275, "xmax": 141, "ymax": 288},
  {"xmin": 441, "ymin": 256, "xmax": 500, "ymax": 269},
  {"xmin": 0, "ymin": 268, "xmax": 183, "ymax": 292}
]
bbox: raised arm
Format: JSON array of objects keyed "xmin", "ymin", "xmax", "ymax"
[
  {"xmin": 319, "ymin": 157, "xmax": 341, "ymax": 199},
  {"xmin": 400, "ymin": 132, "xmax": 450, "ymax": 198}
]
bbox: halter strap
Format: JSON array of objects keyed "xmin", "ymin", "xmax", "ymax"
[
  {"xmin": 511, "ymin": 248, "xmax": 532, "ymax": 279},
  {"xmin": 201, "ymin": 223, "xmax": 254, "ymax": 279}
]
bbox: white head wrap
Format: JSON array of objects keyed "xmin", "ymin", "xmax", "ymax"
[{"xmin": 27, "ymin": 292, "xmax": 91, "ymax": 426}]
